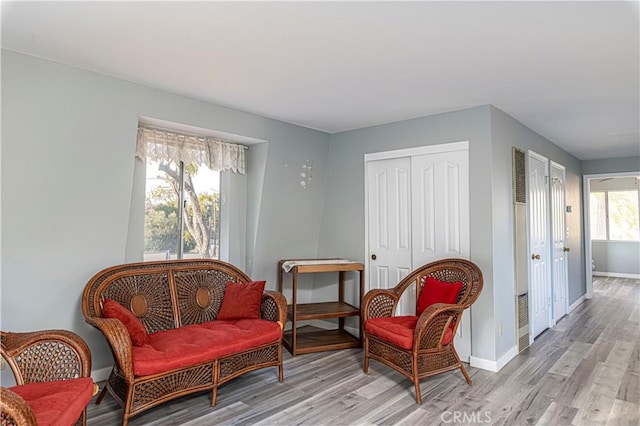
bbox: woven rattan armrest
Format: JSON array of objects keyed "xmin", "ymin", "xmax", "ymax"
[
  {"xmin": 261, "ymin": 290, "xmax": 287, "ymax": 327},
  {"xmin": 0, "ymin": 329, "xmax": 92, "ymax": 385},
  {"xmin": 85, "ymin": 316, "xmax": 135, "ymax": 382},
  {"xmin": 414, "ymin": 303, "xmax": 465, "ymax": 351},
  {"xmin": 362, "ymin": 288, "xmax": 399, "ymax": 321},
  {"xmin": 0, "ymin": 386, "xmax": 38, "ymax": 425}
]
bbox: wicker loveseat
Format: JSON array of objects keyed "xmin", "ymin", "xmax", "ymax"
[{"xmin": 81, "ymin": 259, "xmax": 287, "ymax": 425}]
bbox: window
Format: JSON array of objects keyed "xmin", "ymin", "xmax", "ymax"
[
  {"xmin": 590, "ymin": 190, "xmax": 639, "ymax": 241},
  {"xmin": 144, "ymin": 160, "xmax": 220, "ymax": 260},
  {"xmin": 136, "ymin": 126, "xmax": 246, "ymax": 261}
]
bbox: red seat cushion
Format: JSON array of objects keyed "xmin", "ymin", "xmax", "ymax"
[
  {"xmin": 9, "ymin": 378, "xmax": 94, "ymax": 426},
  {"xmin": 416, "ymin": 276, "xmax": 463, "ymax": 316},
  {"xmin": 366, "ymin": 316, "xmax": 454, "ymax": 349},
  {"xmin": 217, "ymin": 281, "xmax": 266, "ymax": 320},
  {"xmin": 366, "ymin": 316, "xmax": 418, "ymax": 349},
  {"xmin": 131, "ymin": 319, "xmax": 281, "ymax": 376},
  {"xmin": 102, "ymin": 298, "xmax": 150, "ymax": 346}
]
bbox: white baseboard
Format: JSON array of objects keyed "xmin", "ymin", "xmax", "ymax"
[
  {"xmin": 569, "ymin": 294, "xmax": 587, "ymax": 313},
  {"xmin": 593, "ymin": 271, "xmax": 640, "ymax": 279},
  {"xmin": 470, "ymin": 345, "xmax": 518, "ymax": 373},
  {"xmin": 92, "ymin": 366, "xmax": 112, "ymax": 383}
]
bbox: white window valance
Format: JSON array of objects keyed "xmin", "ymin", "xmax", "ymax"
[{"xmin": 136, "ymin": 126, "xmax": 246, "ymax": 174}]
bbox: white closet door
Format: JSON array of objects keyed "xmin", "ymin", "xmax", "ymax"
[
  {"xmin": 550, "ymin": 161, "xmax": 568, "ymax": 321},
  {"xmin": 411, "ymin": 151, "xmax": 470, "ymax": 266},
  {"xmin": 528, "ymin": 151, "xmax": 552, "ymax": 337},
  {"xmin": 367, "ymin": 157, "xmax": 413, "ymax": 302}
]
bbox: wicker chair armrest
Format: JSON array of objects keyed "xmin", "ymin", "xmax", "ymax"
[
  {"xmin": 414, "ymin": 303, "xmax": 464, "ymax": 350},
  {"xmin": 362, "ymin": 289, "xmax": 399, "ymax": 322},
  {"xmin": 85, "ymin": 317, "xmax": 134, "ymax": 382},
  {"xmin": 261, "ymin": 290, "xmax": 287, "ymax": 328},
  {"xmin": 0, "ymin": 329, "xmax": 91, "ymax": 385},
  {"xmin": 0, "ymin": 387, "xmax": 38, "ymax": 425}
]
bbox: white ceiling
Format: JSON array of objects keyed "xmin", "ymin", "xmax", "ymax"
[{"xmin": 2, "ymin": 1, "xmax": 638, "ymax": 160}]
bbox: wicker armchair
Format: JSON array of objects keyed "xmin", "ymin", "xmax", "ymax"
[
  {"xmin": 1, "ymin": 329, "xmax": 98, "ymax": 425},
  {"xmin": 362, "ymin": 258, "xmax": 483, "ymax": 403}
]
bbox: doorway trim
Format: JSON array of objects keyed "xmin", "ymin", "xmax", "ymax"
[
  {"xmin": 582, "ymin": 170, "xmax": 640, "ymax": 299},
  {"xmin": 364, "ymin": 141, "xmax": 469, "ymax": 162}
]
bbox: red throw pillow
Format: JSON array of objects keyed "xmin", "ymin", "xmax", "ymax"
[
  {"xmin": 416, "ymin": 276, "xmax": 463, "ymax": 316},
  {"xmin": 102, "ymin": 298, "xmax": 149, "ymax": 346},
  {"xmin": 217, "ymin": 281, "xmax": 266, "ymax": 320}
]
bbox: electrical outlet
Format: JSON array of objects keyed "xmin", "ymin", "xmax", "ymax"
[{"xmin": 499, "ymin": 323, "xmax": 504, "ymax": 336}]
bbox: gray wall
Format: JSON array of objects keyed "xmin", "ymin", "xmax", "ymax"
[
  {"xmin": 592, "ymin": 241, "xmax": 640, "ymax": 275},
  {"xmin": 0, "ymin": 50, "xmax": 331, "ymax": 380},
  {"xmin": 490, "ymin": 107, "xmax": 585, "ymax": 313},
  {"xmin": 582, "ymin": 157, "xmax": 640, "ymax": 175}
]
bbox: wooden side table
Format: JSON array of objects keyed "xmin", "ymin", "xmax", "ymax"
[{"xmin": 277, "ymin": 259, "xmax": 364, "ymax": 355}]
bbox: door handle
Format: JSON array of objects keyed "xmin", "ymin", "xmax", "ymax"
[
  {"xmin": 371, "ymin": 254, "xmax": 377, "ymax": 260},
  {"xmin": 531, "ymin": 254, "xmax": 540, "ymax": 260},
  {"xmin": 563, "ymin": 247, "xmax": 570, "ymax": 252}
]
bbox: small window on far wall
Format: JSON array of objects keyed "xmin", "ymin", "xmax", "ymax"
[{"xmin": 590, "ymin": 190, "xmax": 640, "ymax": 241}]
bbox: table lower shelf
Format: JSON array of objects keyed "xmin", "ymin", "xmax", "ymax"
[
  {"xmin": 287, "ymin": 301, "xmax": 360, "ymax": 321},
  {"xmin": 283, "ymin": 325, "xmax": 361, "ymax": 355}
]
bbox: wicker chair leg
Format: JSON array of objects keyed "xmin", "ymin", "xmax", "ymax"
[
  {"xmin": 413, "ymin": 377, "xmax": 422, "ymax": 404},
  {"xmin": 212, "ymin": 361, "xmax": 219, "ymax": 407},
  {"xmin": 363, "ymin": 337, "xmax": 369, "ymax": 373},
  {"xmin": 211, "ymin": 386, "xmax": 218, "ymax": 407},
  {"xmin": 460, "ymin": 364, "xmax": 473, "ymax": 385},
  {"xmin": 95, "ymin": 385, "xmax": 108, "ymax": 405},
  {"xmin": 276, "ymin": 345, "xmax": 283, "ymax": 382},
  {"xmin": 122, "ymin": 387, "xmax": 134, "ymax": 426},
  {"xmin": 451, "ymin": 346, "xmax": 472, "ymax": 385},
  {"xmin": 412, "ymin": 356, "xmax": 422, "ymax": 404}
]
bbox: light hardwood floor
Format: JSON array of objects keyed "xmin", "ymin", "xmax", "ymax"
[{"xmin": 87, "ymin": 277, "xmax": 639, "ymax": 425}]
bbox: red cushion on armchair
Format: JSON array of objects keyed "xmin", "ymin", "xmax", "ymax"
[
  {"xmin": 9, "ymin": 378, "xmax": 94, "ymax": 426},
  {"xmin": 416, "ymin": 276, "xmax": 463, "ymax": 316},
  {"xmin": 365, "ymin": 316, "xmax": 418, "ymax": 349},
  {"xmin": 365, "ymin": 316, "xmax": 455, "ymax": 349}
]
